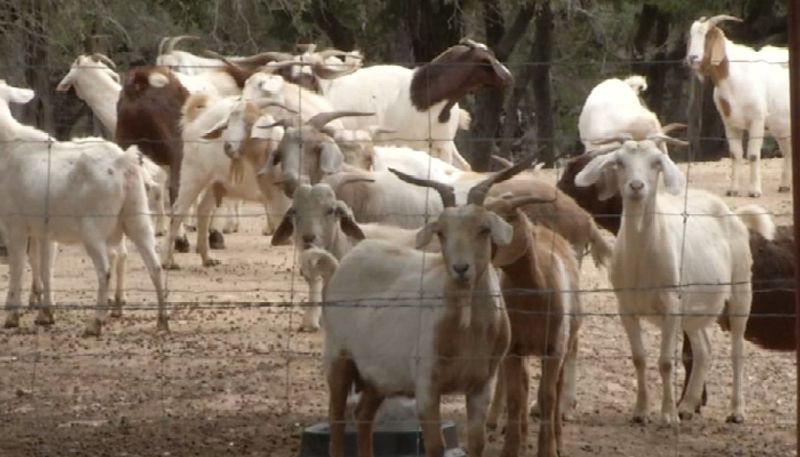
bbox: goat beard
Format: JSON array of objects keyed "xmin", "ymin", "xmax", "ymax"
[{"xmin": 450, "ymin": 287, "xmax": 473, "ymax": 329}]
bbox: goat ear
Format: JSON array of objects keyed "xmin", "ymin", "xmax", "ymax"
[
  {"xmin": 319, "ymin": 139, "xmax": 344, "ymax": 174},
  {"xmin": 336, "ymin": 202, "xmax": 365, "ymax": 240},
  {"xmin": 658, "ymin": 155, "xmax": 686, "ymax": 195},
  {"xmin": 487, "ymin": 212, "xmax": 513, "ymax": 246},
  {"xmin": 202, "ymin": 113, "xmax": 231, "ymax": 140},
  {"xmin": 596, "ymin": 168, "xmax": 619, "ymax": 201},
  {"xmin": 574, "ymin": 153, "xmax": 617, "ymax": 188},
  {"xmin": 708, "ymin": 28, "xmax": 727, "ymax": 66},
  {"xmin": 270, "ymin": 210, "xmax": 294, "ymax": 246},
  {"xmin": 415, "ymin": 222, "xmax": 438, "ymax": 249},
  {"xmin": 56, "ymin": 74, "xmax": 74, "ymax": 92}
]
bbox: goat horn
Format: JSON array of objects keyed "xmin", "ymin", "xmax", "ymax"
[
  {"xmin": 254, "ymin": 99, "xmax": 298, "ymax": 114},
  {"xmin": 647, "ymin": 133, "xmax": 690, "ymax": 147},
  {"xmin": 388, "ymin": 168, "xmax": 456, "ymax": 208},
  {"xmin": 338, "ymin": 177, "xmax": 376, "ymax": 186},
  {"xmin": 312, "ymin": 59, "xmax": 362, "ymax": 79},
  {"xmin": 661, "ymin": 123, "xmax": 688, "ymax": 135},
  {"xmin": 165, "ymin": 35, "xmax": 200, "ymax": 54},
  {"xmin": 705, "ymin": 15, "xmax": 743, "ymax": 28},
  {"xmin": 586, "ymin": 144, "xmax": 623, "ymax": 158},
  {"xmin": 317, "ymin": 49, "xmax": 364, "ymax": 60},
  {"xmin": 305, "ymin": 111, "xmax": 375, "ymax": 132},
  {"xmin": 257, "ymin": 119, "xmax": 294, "ymax": 129},
  {"xmin": 158, "ymin": 36, "xmax": 170, "ymax": 55},
  {"xmin": 203, "ymin": 49, "xmax": 235, "ymax": 65},
  {"xmin": 90, "ymin": 53, "xmax": 116, "ymax": 69},
  {"xmin": 231, "ymin": 51, "xmax": 295, "ymax": 65},
  {"xmin": 491, "ymin": 155, "xmax": 513, "ymax": 168},
  {"xmin": 467, "ymin": 154, "xmax": 536, "ymax": 206},
  {"xmin": 260, "ymin": 60, "xmax": 312, "ymax": 73},
  {"xmin": 508, "ymin": 195, "xmax": 557, "ymax": 211}
]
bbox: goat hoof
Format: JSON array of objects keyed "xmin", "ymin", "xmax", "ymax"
[
  {"xmin": 298, "ymin": 323, "xmax": 320, "ymax": 333},
  {"xmin": 725, "ymin": 190, "xmax": 739, "ymax": 197},
  {"xmin": 3, "ymin": 313, "xmax": 21, "ymax": 329},
  {"xmin": 81, "ymin": 319, "xmax": 103, "ymax": 338},
  {"xmin": 185, "ymin": 225, "xmax": 197, "ymax": 232},
  {"xmin": 34, "ymin": 309, "xmax": 55, "ymax": 326},
  {"xmin": 678, "ymin": 410, "xmax": 694, "ymax": 421},
  {"xmin": 163, "ymin": 262, "xmax": 180, "ymax": 271},
  {"xmin": 779, "ymin": 186, "xmax": 791, "ymax": 193},
  {"xmin": 747, "ymin": 191, "xmax": 762, "ymax": 198},
  {"xmin": 631, "ymin": 415, "xmax": 648, "ymax": 425},
  {"xmin": 174, "ymin": 236, "xmax": 190, "ymax": 253},
  {"xmin": 208, "ymin": 230, "xmax": 226, "ymax": 250},
  {"xmin": 725, "ymin": 413, "xmax": 744, "ymax": 424},
  {"xmin": 203, "ymin": 258, "xmax": 221, "ymax": 267}
]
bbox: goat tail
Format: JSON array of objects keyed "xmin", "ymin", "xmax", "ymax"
[
  {"xmin": 734, "ymin": 204, "xmax": 776, "ymax": 241},
  {"xmin": 623, "ymin": 75, "xmax": 648, "ymax": 94},
  {"xmin": 458, "ymin": 108, "xmax": 472, "ymax": 130},
  {"xmin": 300, "ymin": 247, "xmax": 339, "ymax": 287},
  {"xmin": 588, "ymin": 223, "xmax": 613, "ymax": 268}
]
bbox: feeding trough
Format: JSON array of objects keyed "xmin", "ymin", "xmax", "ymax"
[{"xmin": 298, "ymin": 419, "xmax": 464, "ymax": 457}]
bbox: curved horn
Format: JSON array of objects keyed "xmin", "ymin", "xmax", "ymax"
[
  {"xmin": 647, "ymin": 134, "xmax": 690, "ymax": 148},
  {"xmin": 90, "ymin": 53, "xmax": 116, "ymax": 69},
  {"xmin": 158, "ymin": 36, "xmax": 171, "ymax": 55},
  {"xmin": 254, "ymin": 99, "xmax": 298, "ymax": 114},
  {"xmin": 705, "ymin": 14, "xmax": 743, "ymax": 28},
  {"xmin": 661, "ymin": 123, "xmax": 688, "ymax": 135},
  {"xmin": 306, "ymin": 111, "xmax": 375, "ymax": 132},
  {"xmin": 317, "ymin": 49, "xmax": 364, "ymax": 60},
  {"xmin": 257, "ymin": 119, "xmax": 294, "ymax": 130},
  {"xmin": 261, "ymin": 59, "xmax": 312, "ymax": 74},
  {"xmin": 338, "ymin": 177, "xmax": 376, "ymax": 186},
  {"xmin": 388, "ymin": 168, "xmax": 456, "ymax": 208},
  {"xmin": 312, "ymin": 60, "xmax": 362, "ymax": 79},
  {"xmin": 467, "ymin": 154, "xmax": 536, "ymax": 206},
  {"xmin": 508, "ymin": 195, "xmax": 557, "ymax": 211},
  {"xmin": 230, "ymin": 51, "xmax": 295, "ymax": 65},
  {"xmin": 491, "ymin": 155, "xmax": 513, "ymax": 168},
  {"xmin": 165, "ymin": 35, "xmax": 200, "ymax": 53},
  {"xmin": 203, "ymin": 49, "xmax": 235, "ymax": 65}
]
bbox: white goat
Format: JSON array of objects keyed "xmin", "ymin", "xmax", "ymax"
[
  {"xmin": 686, "ymin": 14, "xmax": 791, "ymax": 196},
  {"xmin": 162, "ymin": 94, "xmax": 290, "ymax": 268},
  {"xmin": 575, "ymin": 135, "xmax": 774, "ymax": 424},
  {"xmin": 578, "ymin": 75, "xmax": 663, "ymax": 150},
  {"xmin": 302, "ymin": 159, "xmax": 537, "ymax": 457},
  {"xmin": 0, "ymin": 80, "xmax": 166, "ymax": 337},
  {"xmin": 56, "ymin": 54, "xmax": 121, "ymax": 136}
]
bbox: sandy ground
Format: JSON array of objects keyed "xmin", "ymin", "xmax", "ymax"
[{"xmin": 0, "ymin": 157, "xmax": 795, "ymax": 457}]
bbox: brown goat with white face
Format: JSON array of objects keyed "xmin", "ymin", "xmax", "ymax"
[{"xmin": 484, "ymin": 196, "xmax": 582, "ymax": 457}]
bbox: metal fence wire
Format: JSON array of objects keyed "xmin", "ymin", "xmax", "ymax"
[{"xmin": 0, "ymin": 51, "xmax": 796, "ymax": 457}]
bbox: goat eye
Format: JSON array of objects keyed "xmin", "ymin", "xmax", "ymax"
[
  {"xmin": 479, "ymin": 226, "xmax": 491, "ymax": 236},
  {"xmin": 326, "ymin": 208, "xmax": 336, "ymax": 216}
]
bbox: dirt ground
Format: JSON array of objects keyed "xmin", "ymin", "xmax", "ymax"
[{"xmin": 0, "ymin": 157, "xmax": 795, "ymax": 457}]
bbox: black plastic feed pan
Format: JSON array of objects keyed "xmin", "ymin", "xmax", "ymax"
[{"xmin": 298, "ymin": 420, "xmax": 464, "ymax": 457}]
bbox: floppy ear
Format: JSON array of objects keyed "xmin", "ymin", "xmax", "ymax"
[
  {"xmin": 336, "ymin": 202, "xmax": 365, "ymax": 240},
  {"xmin": 202, "ymin": 113, "xmax": 231, "ymax": 140},
  {"xmin": 270, "ymin": 209, "xmax": 295, "ymax": 246},
  {"xmin": 319, "ymin": 139, "xmax": 344, "ymax": 174},
  {"xmin": 486, "ymin": 212, "xmax": 513, "ymax": 246},
  {"xmin": 596, "ymin": 168, "xmax": 619, "ymax": 201},
  {"xmin": 415, "ymin": 222, "xmax": 439, "ymax": 249},
  {"xmin": 659, "ymin": 155, "xmax": 686, "ymax": 195},
  {"xmin": 574, "ymin": 153, "xmax": 617, "ymax": 188},
  {"xmin": 7, "ymin": 87, "xmax": 35, "ymax": 104},
  {"xmin": 56, "ymin": 72, "xmax": 75, "ymax": 92},
  {"xmin": 707, "ymin": 28, "xmax": 727, "ymax": 66}
]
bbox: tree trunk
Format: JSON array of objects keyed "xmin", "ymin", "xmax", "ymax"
[
  {"xmin": 403, "ymin": 0, "xmax": 463, "ymax": 63},
  {"xmin": 531, "ymin": 1, "xmax": 554, "ymax": 166},
  {"xmin": 22, "ymin": 0, "xmax": 52, "ymax": 133},
  {"xmin": 310, "ymin": 0, "xmax": 356, "ymax": 50}
]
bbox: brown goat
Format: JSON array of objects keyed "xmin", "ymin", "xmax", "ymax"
[
  {"xmin": 556, "ymin": 154, "xmax": 623, "ymax": 234},
  {"xmin": 410, "ymin": 38, "xmax": 513, "ymax": 123},
  {"xmin": 486, "ymin": 196, "xmax": 582, "ymax": 457}
]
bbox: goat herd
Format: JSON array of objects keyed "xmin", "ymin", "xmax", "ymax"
[{"xmin": 0, "ymin": 13, "xmax": 795, "ymax": 457}]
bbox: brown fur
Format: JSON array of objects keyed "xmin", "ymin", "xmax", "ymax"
[
  {"xmin": 557, "ymin": 154, "xmax": 623, "ymax": 234},
  {"xmin": 182, "ymin": 93, "xmax": 210, "ymax": 124},
  {"xmin": 718, "ymin": 96, "xmax": 732, "ymax": 118},
  {"xmin": 487, "ymin": 202, "xmax": 581, "ymax": 457},
  {"xmin": 410, "ymin": 43, "xmax": 512, "ymax": 121},
  {"xmin": 116, "ymin": 66, "xmax": 189, "ymax": 203},
  {"xmin": 699, "ymin": 27, "xmax": 730, "ymax": 84}
]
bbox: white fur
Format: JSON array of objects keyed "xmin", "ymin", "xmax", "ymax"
[
  {"xmin": 687, "ymin": 17, "xmax": 791, "ymax": 195},
  {"xmin": 318, "ymin": 65, "xmax": 472, "ymax": 169},
  {"xmin": 0, "ymin": 81, "xmax": 166, "ymax": 336},
  {"xmin": 575, "ymin": 139, "xmax": 773, "ymax": 424}
]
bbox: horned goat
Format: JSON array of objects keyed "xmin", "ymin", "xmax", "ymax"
[
  {"xmin": 574, "ymin": 134, "xmax": 774, "ymax": 424},
  {"xmin": 318, "ymin": 38, "xmax": 513, "ymax": 170},
  {"xmin": 302, "ymin": 157, "xmax": 537, "ymax": 457},
  {"xmin": 0, "ymin": 80, "xmax": 167, "ymax": 337},
  {"xmin": 161, "ymin": 93, "xmax": 293, "ymax": 268},
  {"xmin": 686, "ymin": 14, "xmax": 791, "ymax": 196}
]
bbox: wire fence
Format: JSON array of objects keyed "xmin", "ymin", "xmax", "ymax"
[{"xmin": 0, "ymin": 50, "xmax": 796, "ymax": 457}]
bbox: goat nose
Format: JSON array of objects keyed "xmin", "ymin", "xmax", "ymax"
[
  {"xmin": 452, "ymin": 263, "xmax": 470, "ymax": 275},
  {"xmin": 302, "ymin": 234, "xmax": 316, "ymax": 244},
  {"xmin": 629, "ymin": 180, "xmax": 644, "ymax": 192}
]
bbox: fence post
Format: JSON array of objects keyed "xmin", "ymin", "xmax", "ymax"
[{"xmin": 788, "ymin": 3, "xmax": 800, "ymax": 455}]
